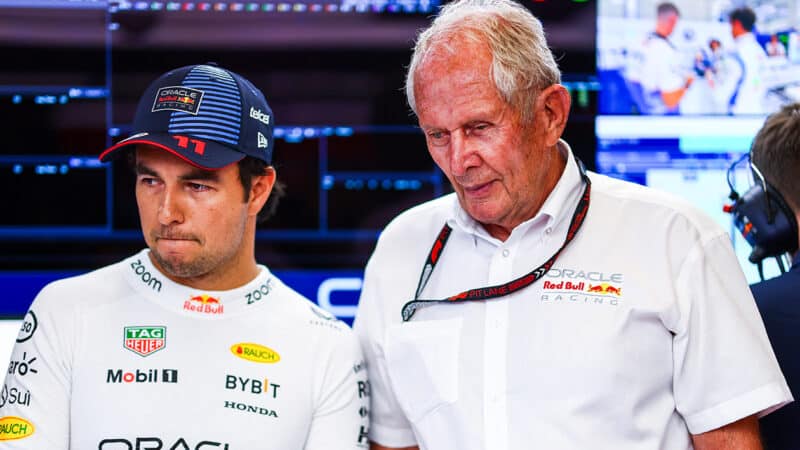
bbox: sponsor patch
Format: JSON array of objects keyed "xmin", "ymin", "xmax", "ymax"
[
  {"xmin": 540, "ymin": 267, "xmax": 624, "ymax": 307},
  {"xmin": 106, "ymin": 368, "xmax": 178, "ymax": 384},
  {"xmin": 184, "ymin": 294, "xmax": 224, "ymax": 315},
  {"xmin": 151, "ymin": 86, "xmax": 204, "ymax": 114},
  {"xmin": 249, "ymin": 106, "xmax": 270, "ymax": 125},
  {"xmin": 257, "ymin": 131, "xmax": 268, "ymax": 149},
  {"xmin": 7, "ymin": 352, "xmax": 37, "ymax": 377},
  {"xmin": 225, "ymin": 374, "xmax": 280, "ymax": 398},
  {"xmin": 230, "ymin": 343, "xmax": 280, "ymax": 364},
  {"xmin": 16, "ymin": 311, "xmax": 37, "ymax": 343},
  {"xmin": 0, "ymin": 416, "xmax": 34, "ymax": 441},
  {"xmin": 130, "ymin": 259, "xmax": 163, "ymax": 293},
  {"xmin": 223, "ymin": 400, "xmax": 278, "ymax": 418},
  {"xmin": 99, "ymin": 437, "xmax": 228, "ymax": 448},
  {"xmin": 124, "ymin": 326, "xmax": 166, "ymax": 357},
  {"xmin": 0, "ymin": 385, "xmax": 30, "ymax": 408},
  {"xmin": 245, "ymin": 279, "xmax": 273, "ymax": 305}
]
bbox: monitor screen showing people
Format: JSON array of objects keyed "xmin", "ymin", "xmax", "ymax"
[{"xmin": 599, "ymin": 0, "xmax": 800, "ymax": 115}]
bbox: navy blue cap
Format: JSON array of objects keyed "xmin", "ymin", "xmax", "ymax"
[{"xmin": 100, "ymin": 64, "xmax": 274, "ymax": 169}]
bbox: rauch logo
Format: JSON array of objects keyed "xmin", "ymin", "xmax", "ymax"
[
  {"xmin": 0, "ymin": 416, "xmax": 34, "ymax": 441},
  {"xmin": 124, "ymin": 326, "xmax": 166, "ymax": 357},
  {"xmin": 230, "ymin": 343, "xmax": 280, "ymax": 364}
]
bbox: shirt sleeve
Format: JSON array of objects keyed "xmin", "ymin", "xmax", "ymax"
[
  {"xmin": 1, "ymin": 284, "xmax": 73, "ymax": 448},
  {"xmin": 304, "ymin": 326, "xmax": 370, "ymax": 450},
  {"xmin": 671, "ymin": 234, "xmax": 793, "ymax": 434},
  {"xmin": 353, "ymin": 259, "xmax": 418, "ymax": 448}
]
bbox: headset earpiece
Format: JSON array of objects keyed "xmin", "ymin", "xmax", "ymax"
[{"xmin": 729, "ymin": 177, "xmax": 798, "ymax": 265}]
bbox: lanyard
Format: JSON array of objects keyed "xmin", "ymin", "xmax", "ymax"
[{"xmin": 401, "ymin": 157, "xmax": 591, "ymax": 322}]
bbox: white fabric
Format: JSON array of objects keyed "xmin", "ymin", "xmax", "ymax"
[
  {"xmin": 354, "ymin": 141, "xmax": 792, "ymax": 450},
  {"xmin": 631, "ymin": 34, "xmax": 686, "ymax": 114},
  {"xmin": 730, "ymin": 32, "xmax": 769, "ymax": 115},
  {"xmin": 0, "ymin": 250, "xmax": 369, "ymax": 449}
]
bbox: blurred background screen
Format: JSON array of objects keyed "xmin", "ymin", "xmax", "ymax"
[{"xmin": 14, "ymin": 0, "xmax": 795, "ymax": 363}]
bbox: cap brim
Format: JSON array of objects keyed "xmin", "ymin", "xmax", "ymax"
[{"xmin": 99, "ymin": 132, "xmax": 245, "ymax": 170}]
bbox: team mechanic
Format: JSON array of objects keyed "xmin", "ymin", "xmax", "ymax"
[
  {"xmin": 0, "ymin": 64, "xmax": 369, "ymax": 449},
  {"xmin": 353, "ymin": 1, "xmax": 792, "ymax": 449}
]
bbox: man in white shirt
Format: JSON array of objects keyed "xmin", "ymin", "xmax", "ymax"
[
  {"xmin": 724, "ymin": 7, "xmax": 769, "ymax": 114},
  {"xmin": 353, "ymin": 1, "xmax": 792, "ymax": 449},
  {"xmin": 0, "ymin": 63, "xmax": 369, "ymax": 449},
  {"xmin": 628, "ymin": 2, "xmax": 693, "ymax": 114}
]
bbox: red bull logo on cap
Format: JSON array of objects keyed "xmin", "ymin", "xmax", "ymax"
[
  {"xmin": 184, "ymin": 294, "xmax": 224, "ymax": 315},
  {"xmin": 152, "ymin": 86, "xmax": 204, "ymax": 115}
]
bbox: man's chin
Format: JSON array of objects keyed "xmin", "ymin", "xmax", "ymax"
[{"xmin": 149, "ymin": 249, "xmax": 205, "ymax": 279}]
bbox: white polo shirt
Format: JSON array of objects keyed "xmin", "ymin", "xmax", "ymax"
[
  {"xmin": 1, "ymin": 250, "xmax": 369, "ymax": 449},
  {"xmin": 354, "ymin": 141, "xmax": 791, "ymax": 450}
]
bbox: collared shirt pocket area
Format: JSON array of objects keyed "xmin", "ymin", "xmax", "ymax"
[{"xmin": 384, "ymin": 317, "xmax": 462, "ymax": 424}]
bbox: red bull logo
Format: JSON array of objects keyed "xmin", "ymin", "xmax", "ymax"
[
  {"xmin": 189, "ymin": 294, "xmax": 219, "ymax": 304},
  {"xmin": 184, "ymin": 294, "xmax": 224, "ymax": 315},
  {"xmin": 543, "ymin": 280, "xmax": 585, "ymax": 291},
  {"xmin": 177, "ymin": 96, "xmax": 195, "ymax": 104},
  {"xmin": 586, "ymin": 283, "xmax": 622, "ymax": 296}
]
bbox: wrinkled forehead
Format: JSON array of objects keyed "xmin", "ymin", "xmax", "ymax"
[{"xmin": 415, "ymin": 37, "xmax": 492, "ymax": 87}]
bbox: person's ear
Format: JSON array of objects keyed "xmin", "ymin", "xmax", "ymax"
[
  {"xmin": 536, "ymin": 84, "xmax": 571, "ymax": 147},
  {"xmin": 246, "ymin": 166, "xmax": 276, "ymax": 217}
]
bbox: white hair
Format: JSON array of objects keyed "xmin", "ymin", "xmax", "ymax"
[{"xmin": 405, "ymin": 0, "xmax": 561, "ymax": 122}]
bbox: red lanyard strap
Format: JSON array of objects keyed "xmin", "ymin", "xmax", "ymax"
[{"xmin": 401, "ymin": 160, "xmax": 591, "ymax": 322}]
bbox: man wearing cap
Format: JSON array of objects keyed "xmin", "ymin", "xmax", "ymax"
[{"xmin": 0, "ymin": 64, "xmax": 369, "ymax": 449}]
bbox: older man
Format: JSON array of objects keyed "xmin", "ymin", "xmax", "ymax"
[{"xmin": 353, "ymin": 1, "xmax": 791, "ymax": 449}]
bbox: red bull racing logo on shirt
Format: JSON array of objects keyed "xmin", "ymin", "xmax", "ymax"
[
  {"xmin": 184, "ymin": 294, "xmax": 224, "ymax": 315},
  {"xmin": 541, "ymin": 267, "xmax": 624, "ymax": 306}
]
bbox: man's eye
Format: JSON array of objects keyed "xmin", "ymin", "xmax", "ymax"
[
  {"xmin": 471, "ymin": 123, "xmax": 490, "ymax": 134},
  {"xmin": 428, "ymin": 131, "xmax": 450, "ymax": 145},
  {"xmin": 139, "ymin": 177, "xmax": 158, "ymax": 186},
  {"xmin": 188, "ymin": 183, "xmax": 210, "ymax": 192}
]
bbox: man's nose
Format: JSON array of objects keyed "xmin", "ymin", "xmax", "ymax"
[
  {"xmin": 157, "ymin": 186, "xmax": 185, "ymax": 225},
  {"xmin": 449, "ymin": 130, "xmax": 480, "ymax": 176}
]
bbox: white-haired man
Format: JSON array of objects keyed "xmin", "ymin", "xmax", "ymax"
[{"xmin": 354, "ymin": 1, "xmax": 791, "ymax": 449}]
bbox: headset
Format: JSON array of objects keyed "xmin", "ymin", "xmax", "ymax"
[{"xmin": 725, "ymin": 153, "xmax": 799, "ymax": 281}]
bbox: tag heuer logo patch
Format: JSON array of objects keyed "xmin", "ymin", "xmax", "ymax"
[
  {"xmin": 124, "ymin": 326, "xmax": 166, "ymax": 357},
  {"xmin": 152, "ymin": 86, "xmax": 204, "ymax": 115}
]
